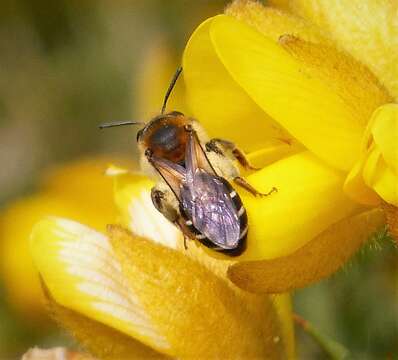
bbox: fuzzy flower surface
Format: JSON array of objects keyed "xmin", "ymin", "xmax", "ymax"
[{"xmin": 180, "ymin": 0, "xmax": 396, "ymax": 292}]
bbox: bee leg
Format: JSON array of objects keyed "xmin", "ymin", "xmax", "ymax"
[
  {"xmin": 151, "ymin": 188, "xmax": 164, "ymax": 212},
  {"xmin": 175, "ymin": 217, "xmax": 195, "ymax": 250},
  {"xmin": 150, "ymin": 188, "xmax": 179, "ymax": 223},
  {"xmin": 233, "ymin": 176, "xmax": 277, "ymax": 197},
  {"xmin": 206, "ymin": 138, "xmax": 259, "ymax": 170}
]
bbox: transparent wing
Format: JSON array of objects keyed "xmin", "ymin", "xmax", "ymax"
[
  {"xmin": 185, "ymin": 127, "xmax": 216, "ymax": 180},
  {"xmin": 148, "ymin": 155, "xmax": 186, "ymax": 201},
  {"xmin": 181, "ymin": 170, "xmax": 240, "ymax": 249}
]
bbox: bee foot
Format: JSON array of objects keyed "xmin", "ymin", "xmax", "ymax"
[{"xmin": 258, "ymin": 187, "xmax": 278, "ymax": 197}]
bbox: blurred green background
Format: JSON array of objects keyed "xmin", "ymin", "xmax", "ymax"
[{"xmin": 0, "ymin": 1, "xmax": 396, "ymax": 359}]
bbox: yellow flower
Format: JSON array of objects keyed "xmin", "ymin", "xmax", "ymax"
[
  {"xmin": 182, "ymin": 0, "xmax": 395, "ymax": 292},
  {"xmin": 30, "ymin": 38, "xmax": 297, "ymax": 359},
  {"xmin": 27, "ymin": 1, "xmax": 396, "ymax": 356},
  {"xmin": 0, "ymin": 158, "xmax": 120, "ymax": 319},
  {"xmin": 30, "ymin": 213, "xmax": 295, "ymax": 359}
]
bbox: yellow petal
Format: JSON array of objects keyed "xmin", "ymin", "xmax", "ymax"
[
  {"xmin": 285, "ymin": 0, "xmax": 398, "ymax": 100},
  {"xmin": 41, "ymin": 157, "xmax": 122, "ymax": 227},
  {"xmin": 30, "ymin": 217, "xmax": 171, "ymax": 354},
  {"xmin": 108, "ymin": 225, "xmax": 287, "ymax": 359},
  {"xmin": 0, "ymin": 158, "xmax": 122, "ymax": 319},
  {"xmin": 201, "ymin": 15, "xmax": 390, "ymax": 171},
  {"xmin": 228, "ymin": 208, "xmax": 385, "ymax": 293},
  {"xmin": 343, "ymin": 148, "xmax": 382, "ymax": 206},
  {"xmin": 183, "ymin": 18, "xmax": 293, "ymax": 153},
  {"xmin": 226, "ymin": 0, "xmax": 328, "ymax": 44},
  {"xmin": 345, "ymin": 104, "xmax": 398, "ymax": 206},
  {"xmin": 0, "ymin": 192, "xmax": 114, "ymax": 319},
  {"xmin": 22, "ymin": 347, "xmax": 96, "ymax": 360},
  {"xmin": 31, "ymin": 217, "xmax": 290, "ymax": 358},
  {"xmin": 134, "ymin": 39, "xmax": 187, "ymax": 119},
  {"xmin": 48, "ymin": 301, "xmax": 167, "ymax": 359},
  {"xmin": 371, "ymin": 104, "xmax": 398, "ymax": 175},
  {"xmin": 108, "ymin": 169, "xmax": 182, "ymax": 249},
  {"xmin": 245, "ymin": 139, "xmax": 303, "ymax": 171},
  {"xmin": 229, "ymin": 151, "xmax": 360, "ymax": 261}
]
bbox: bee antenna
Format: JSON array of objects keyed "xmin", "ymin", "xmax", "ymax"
[
  {"xmin": 98, "ymin": 121, "xmax": 144, "ymax": 129},
  {"xmin": 161, "ymin": 66, "xmax": 183, "ymax": 114}
]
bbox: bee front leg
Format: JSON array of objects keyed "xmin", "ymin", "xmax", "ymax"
[
  {"xmin": 206, "ymin": 138, "xmax": 259, "ymax": 170},
  {"xmin": 233, "ymin": 176, "xmax": 277, "ymax": 198}
]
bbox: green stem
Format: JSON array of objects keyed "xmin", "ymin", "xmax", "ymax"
[{"xmin": 294, "ymin": 313, "xmax": 350, "ymax": 360}]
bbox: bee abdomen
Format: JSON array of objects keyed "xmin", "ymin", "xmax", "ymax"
[{"xmin": 223, "ymin": 179, "xmax": 248, "ymax": 242}]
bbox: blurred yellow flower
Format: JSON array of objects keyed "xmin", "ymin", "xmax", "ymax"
[
  {"xmin": 0, "ymin": 158, "xmax": 120, "ymax": 319},
  {"xmin": 182, "ymin": 0, "xmax": 395, "ymax": 292}
]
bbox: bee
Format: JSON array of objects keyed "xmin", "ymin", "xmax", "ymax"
[{"xmin": 100, "ymin": 67, "xmax": 276, "ymax": 256}]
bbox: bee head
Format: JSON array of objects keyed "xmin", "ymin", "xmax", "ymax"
[{"xmin": 139, "ymin": 111, "xmax": 189, "ymax": 165}]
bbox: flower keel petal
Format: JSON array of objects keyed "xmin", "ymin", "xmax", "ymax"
[
  {"xmin": 228, "ymin": 208, "xmax": 385, "ymax": 293},
  {"xmin": 108, "ymin": 225, "xmax": 286, "ymax": 359},
  {"xmin": 234, "ymin": 151, "xmax": 360, "ymax": 261}
]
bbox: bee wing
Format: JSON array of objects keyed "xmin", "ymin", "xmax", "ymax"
[
  {"xmin": 149, "ymin": 155, "xmax": 186, "ymax": 201},
  {"xmin": 181, "ymin": 170, "xmax": 241, "ymax": 249},
  {"xmin": 185, "ymin": 128, "xmax": 216, "ymax": 178}
]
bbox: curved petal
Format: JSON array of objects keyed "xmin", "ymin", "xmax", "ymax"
[
  {"xmin": 0, "ymin": 193, "xmax": 115, "ymax": 319},
  {"xmin": 228, "ymin": 208, "xmax": 385, "ymax": 293},
  {"xmin": 245, "ymin": 140, "xmax": 303, "ymax": 170},
  {"xmin": 203, "ymin": 15, "xmax": 390, "ymax": 171},
  {"xmin": 48, "ymin": 301, "xmax": 167, "ymax": 359},
  {"xmin": 371, "ymin": 104, "xmax": 398, "ymax": 175},
  {"xmin": 30, "ymin": 217, "xmax": 288, "ymax": 359},
  {"xmin": 283, "ymin": 0, "xmax": 398, "ymax": 100},
  {"xmin": 31, "ymin": 218, "xmax": 171, "ymax": 354},
  {"xmin": 363, "ymin": 148, "xmax": 397, "ymax": 207},
  {"xmin": 226, "ymin": 0, "xmax": 328, "ymax": 44},
  {"xmin": 343, "ymin": 148, "xmax": 382, "ymax": 206},
  {"xmin": 0, "ymin": 158, "xmax": 120, "ymax": 318},
  {"xmin": 345, "ymin": 104, "xmax": 398, "ymax": 206},
  {"xmin": 107, "ymin": 168, "xmax": 182, "ymax": 249},
  {"xmin": 41, "ymin": 157, "xmax": 122, "ymax": 226},
  {"xmin": 222, "ymin": 151, "xmax": 360, "ymax": 261},
  {"xmin": 183, "ymin": 18, "xmax": 292, "ymax": 153}
]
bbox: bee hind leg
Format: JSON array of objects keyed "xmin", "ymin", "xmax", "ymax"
[
  {"xmin": 233, "ymin": 176, "xmax": 277, "ymax": 197},
  {"xmin": 175, "ymin": 217, "xmax": 197, "ymax": 250},
  {"xmin": 206, "ymin": 138, "xmax": 259, "ymax": 170}
]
